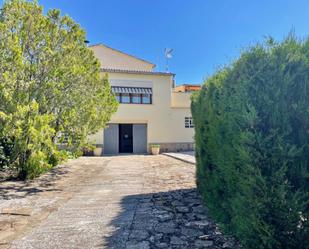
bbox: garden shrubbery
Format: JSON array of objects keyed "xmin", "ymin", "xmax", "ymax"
[
  {"xmin": 0, "ymin": 0, "xmax": 117, "ymax": 179},
  {"xmin": 0, "ymin": 137, "xmax": 15, "ymax": 169},
  {"xmin": 192, "ymin": 35, "xmax": 309, "ymax": 249}
]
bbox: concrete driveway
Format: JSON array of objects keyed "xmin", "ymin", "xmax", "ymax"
[{"xmin": 0, "ymin": 155, "xmax": 239, "ymax": 249}]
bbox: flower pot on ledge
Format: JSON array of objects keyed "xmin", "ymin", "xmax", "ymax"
[{"xmin": 151, "ymin": 145, "xmax": 160, "ymax": 155}]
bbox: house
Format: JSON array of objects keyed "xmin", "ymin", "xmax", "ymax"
[
  {"xmin": 88, "ymin": 44, "xmax": 197, "ymax": 154},
  {"xmin": 174, "ymin": 84, "xmax": 201, "ymax": 92}
]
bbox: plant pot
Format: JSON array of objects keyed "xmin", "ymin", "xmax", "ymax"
[
  {"xmin": 151, "ymin": 147, "xmax": 160, "ymax": 155},
  {"xmin": 93, "ymin": 147, "xmax": 103, "ymax": 156}
]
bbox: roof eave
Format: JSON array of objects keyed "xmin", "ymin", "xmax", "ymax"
[{"xmin": 100, "ymin": 68, "xmax": 175, "ymax": 76}]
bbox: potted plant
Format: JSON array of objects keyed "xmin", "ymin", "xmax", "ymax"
[
  {"xmin": 82, "ymin": 143, "xmax": 96, "ymax": 156},
  {"xmin": 151, "ymin": 144, "xmax": 160, "ymax": 155},
  {"xmin": 93, "ymin": 146, "xmax": 103, "ymax": 156}
]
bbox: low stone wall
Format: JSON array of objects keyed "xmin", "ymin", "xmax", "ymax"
[{"xmin": 149, "ymin": 143, "xmax": 195, "ymax": 153}]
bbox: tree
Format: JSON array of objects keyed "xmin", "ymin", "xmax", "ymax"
[
  {"xmin": 0, "ymin": 0, "xmax": 118, "ymax": 178},
  {"xmin": 192, "ymin": 35, "xmax": 309, "ymax": 249}
]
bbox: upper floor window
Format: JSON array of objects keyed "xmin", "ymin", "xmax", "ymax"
[
  {"xmin": 142, "ymin": 94, "xmax": 151, "ymax": 104},
  {"xmin": 131, "ymin": 93, "xmax": 141, "ymax": 104},
  {"xmin": 185, "ymin": 117, "xmax": 194, "ymax": 128},
  {"xmin": 112, "ymin": 86, "xmax": 152, "ymax": 104},
  {"xmin": 115, "ymin": 94, "xmax": 121, "ymax": 102},
  {"xmin": 121, "ymin": 93, "xmax": 130, "ymax": 103}
]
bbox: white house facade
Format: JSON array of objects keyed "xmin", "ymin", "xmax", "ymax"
[{"xmin": 88, "ymin": 44, "xmax": 197, "ymax": 154}]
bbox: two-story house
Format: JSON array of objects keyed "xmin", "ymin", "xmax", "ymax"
[{"xmin": 88, "ymin": 44, "xmax": 197, "ymax": 154}]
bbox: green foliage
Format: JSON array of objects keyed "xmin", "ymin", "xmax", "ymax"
[
  {"xmin": 48, "ymin": 150, "xmax": 70, "ymax": 167},
  {"xmin": 192, "ymin": 35, "xmax": 309, "ymax": 249},
  {"xmin": 0, "ymin": 137, "xmax": 15, "ymax": 169},
  {"xmin": 19, "ymin": 150, "xmax": 53, "ymax": 179},
  {"xmin": 150, "ymin": 144, "xmax": 161, "ymax": 148},
  {"xmin": 0, "ymin": 0, "xmax": 118, "ymax": 178}
]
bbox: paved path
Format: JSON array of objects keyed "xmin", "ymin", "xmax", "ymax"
[
  {"xmin": 1, "ymin": 155, "xmax": 239, "ymax": 249},
  {"xmin": 163, "ymin": 151, "xmax": 196, "ymax": 164}
]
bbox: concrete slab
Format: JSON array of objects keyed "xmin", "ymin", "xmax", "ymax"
[{"xmin": 163, "ymin": 151, "xmax": 196, "ymax": 164}]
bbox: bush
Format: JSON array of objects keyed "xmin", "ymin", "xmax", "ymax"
[
  {"xmin": 48, "ymin": 149, "xmax": 81, "ymax": 166},
  {"xmin": 0, "ymin": 138, "xmax": 15, "ymax": 169},
  {"xmin": 192, "ymin": 35, "xmax": 309, "ymax": 249},
  {"xmin": 48, "ymin": 150, "xmax": 70, "ymax": 167},
  {"xmin": 19, "ymin": 151, "xmax": 53, "ymax": 179},
  {"xmin": 0, "ymin": 0, "xmax": 117, "ymax": 178}
]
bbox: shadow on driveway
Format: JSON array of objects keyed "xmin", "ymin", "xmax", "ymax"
[
  {"xmin": 103, "ymin": 188, "xmax": 240, "ymax": 249},
  {"xmin": 0, "ymin": 165, "xmax": 70, "ymax": 200}
]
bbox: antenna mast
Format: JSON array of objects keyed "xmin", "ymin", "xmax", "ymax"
[{"xmin": 164, "ymin": 48, "xmax": 173, "ymax": 72}]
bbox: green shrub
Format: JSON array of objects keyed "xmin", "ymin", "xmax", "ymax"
[
  {"xmin": 192, "ymin": 35, "xmax": 309, "ymax": 249},
  {"xmin": 19, "ymin": 151, "xmax": 52, "ymax": 179},
  {"xmin": 48, "ymin": 150, "xmax": 70, "ymax": 167},
  {"xmin": 0, "ymin": 138, "xmax": 15, "ymax": 169}
]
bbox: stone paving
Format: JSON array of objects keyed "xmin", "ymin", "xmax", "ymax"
[{"xmin": 0, "ymin": 155, "xmax": 240, "ymax": 249}]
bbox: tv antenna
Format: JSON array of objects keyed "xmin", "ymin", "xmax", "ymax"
[{"xmin": 164, "ymin": 48, "xmax": 173, "ymax": 72}]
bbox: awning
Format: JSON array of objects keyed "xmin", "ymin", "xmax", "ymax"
[{"xmin": 111, "ymin": 86, "xmax": 152, "ymax": 94}]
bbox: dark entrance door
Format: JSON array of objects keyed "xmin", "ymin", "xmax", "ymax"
[{"xmin": 119, "ymin": 124, "xmax": 133, "ymax": 153}]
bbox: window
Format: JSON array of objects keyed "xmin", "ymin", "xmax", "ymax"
[
  {"xmin": 131, "ymin": 94, "xmax": 141, "ymax": 104},
  {"xmin": 142, "ymin": 94, "xmax": 151, "ymax": 104},
  {"xmin": 115, "ymin": 93, "xmax": 121, "ymax": 102},
  {"xmin": 121, "ymin": 93, "xmax": 130, "ymax": 103},
  {"xmin": 185, "ymin": 117, "xmax": 194, "ymax": 128},
  {"xmin": 115, "ymin": 93, "xmax": 152, "ymax": 104}
]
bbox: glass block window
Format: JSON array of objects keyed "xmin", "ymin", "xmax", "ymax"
[{"xmin": 185, "ymin": 117, "xmax": 194, "ymax": 128}]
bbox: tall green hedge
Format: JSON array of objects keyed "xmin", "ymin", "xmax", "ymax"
[{"xmin": 192, "ymin": 36, "xmax": 309, "ymax": 249}]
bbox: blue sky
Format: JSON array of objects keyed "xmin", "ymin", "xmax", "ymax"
[{"xmin": 37, "ymin": 0, "xmax": 308, "ymax": 85}]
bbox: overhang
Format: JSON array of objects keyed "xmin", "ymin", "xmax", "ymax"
[
  {"xmin": 111, "ymin": 86, "xmax": 152, "ymax": 94},
  {"xmin": 101, "ymin": 68, "xmax": 175, "ymax": 76}
]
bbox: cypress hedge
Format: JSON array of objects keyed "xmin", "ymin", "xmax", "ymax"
[{"xmin": 191, "ymin": 35, "xmax": 308, "ymax": 249}]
